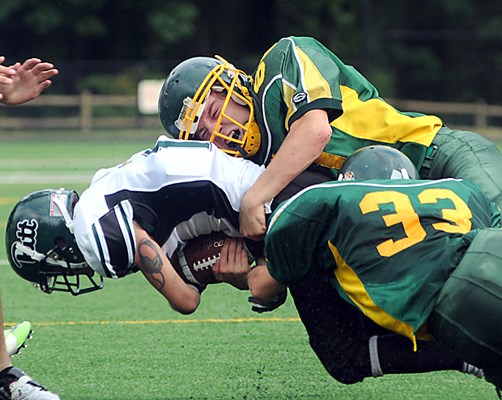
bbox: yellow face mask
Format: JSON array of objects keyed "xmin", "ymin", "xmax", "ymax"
[{"xmin": 175, "ymin": 55, "xmax": 261, "ymax": 157}]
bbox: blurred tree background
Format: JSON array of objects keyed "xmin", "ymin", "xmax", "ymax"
[{"xmin": 1, "ymin": 0, "xmax": 502, "ymax": 103}]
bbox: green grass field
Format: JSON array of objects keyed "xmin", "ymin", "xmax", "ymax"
[{"xmin": 0, "ymin": 133, "xmax": 498, "ymax": 399}]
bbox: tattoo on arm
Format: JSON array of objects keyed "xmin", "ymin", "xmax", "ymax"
[{"xmin": 138, "ymin": 238, "xmax": 166, "ymax": 291}]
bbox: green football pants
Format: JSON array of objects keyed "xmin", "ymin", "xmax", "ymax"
[
  {"xmin": 423, "ymin": 127, "xmax": 502, "ymax": 209},
  {"xmin": 428, "ymin": 228, "xmax": 502, "ymax": 389}
]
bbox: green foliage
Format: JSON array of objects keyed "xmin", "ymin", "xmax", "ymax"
[
  {"xmin": 76, "ymin": 69, "xmax": 138, "ymax": 95},
  {"xmin": 147, "ymin": 2, "xmax": 198, "ymax": 45},
  {"xmin": 2, "ymin": 3, "xmax": 502, "ymax": 109}
]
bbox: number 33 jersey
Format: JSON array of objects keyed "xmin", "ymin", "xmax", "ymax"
[{"xmin": 265, "ymin": 178, "xmax": 501, "ymax": 346}]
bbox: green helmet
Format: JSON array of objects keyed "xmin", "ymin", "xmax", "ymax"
[
  {"xmin": 158, "ymin": 55, "xmax": 261, "ymax": 157},
  {"xmin": 159, "ymin": 56, "xmax": 221, "ymax": 138},
  {"xmin": 5, "ymin": 189, "xmax": 103, "ymax": 296},
  {"xmin": 338, "ymin": 145, "xmax": 418, "ymax": 181}
]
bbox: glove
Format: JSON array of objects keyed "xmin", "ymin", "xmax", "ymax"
[{"xmin": 248, "ymin": 290, "xmax": 287, "ymax": 313}]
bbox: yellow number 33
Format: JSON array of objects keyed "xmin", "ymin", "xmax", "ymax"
[{"xmin": 359, "ymin": 189, "xmax": 473, "ymax": 257}]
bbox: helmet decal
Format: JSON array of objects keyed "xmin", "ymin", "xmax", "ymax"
[
  {"xmin": 338, "ymin": 171, "xmax": 355, "ymax": 181},
  {"xmin": 50, "ymin": 191, "xmax": 75, "ymax": 233},
  {"xmin": 175, "ymin": 97, "xmax": 191, "ymax": 129},
  {"xmin": 49, "ymin": 192, "xmax": 67, "ymax": 217},
  {"xmin": 174, "ymin": 96, "xmax": 207, "ymax": 136},
  {"xmin": 11, "ymin": 219, "xmax": 39, "ymax": 269},
  {"xmin": 390, "ymin": 168, "xmax": 412, "ymax": 179}
]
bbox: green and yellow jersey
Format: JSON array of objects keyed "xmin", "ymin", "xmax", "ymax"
[
  {"xmin": 265, "ymin": 178, "xmax": 500, "ymax": 348},
  {"xmin": 249, "ymin": 36, "xmax": 443, "ymax": 174}
]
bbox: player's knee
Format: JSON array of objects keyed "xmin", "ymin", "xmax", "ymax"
[
  {"xmin": 320, "ymin": 359, "xmax": 367, "ymax": 384},
  {"xmin": 309, "ymin": 339, "xmax": 369, "ymax": 384}
]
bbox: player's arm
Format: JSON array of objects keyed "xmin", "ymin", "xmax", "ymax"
[
  {"xmin": 247, "ymin": 258, "xmax": 287, "ymax": 313},
  {"xmin": 247, "ymin": 261, "xmax": 286, "ymax": 301},
  {"xmin": 134, "ymin": 222, "xmax": 201, "ymax": 314},
  {"xmin": 239, "ymin": 109, "xmax": 332, "ymax": 239}
]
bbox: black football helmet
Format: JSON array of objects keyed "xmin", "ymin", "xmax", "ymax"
[
  {"xmin": 5, "ymin": 189, "xmax": 103, "ymax": 295},
  {"xmin": 158, "ymin": 55, "xmax": 261, "ymax": 157},
  {"xmin": 338, "ymin": 145, "xmax": 418, "ymax": 181}
]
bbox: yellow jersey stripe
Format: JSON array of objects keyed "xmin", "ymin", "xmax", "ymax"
[
  {"xmin": 315, "ymin": 152, "xmax": 346, "ymax": 169},
  {"xmin": 333, "ymin": 86, "xmax": 442, "ymax": 145},
  {"xmin": 328, "ymin": 240, "xmax": 417, "ymax": 350},
  {"xmin": 283, "ymin": 46, "xmax": 335, "ymax": 129}
]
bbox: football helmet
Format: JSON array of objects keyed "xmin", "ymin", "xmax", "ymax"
[
  {"xmin": 338, "ymin": 145, "xmax": 418, "ymax": 180},
  {"xmin": 158, "ymin": 55, "xmax": 261, "ymax": 157},
  {"xmin": 5, "ymin": 189, "xmax": 103, "ymax": 296}
]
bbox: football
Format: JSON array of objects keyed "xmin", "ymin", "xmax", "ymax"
[{"xmin": 171, "ymin": 232, "xmax": 228, "ymax": 288}]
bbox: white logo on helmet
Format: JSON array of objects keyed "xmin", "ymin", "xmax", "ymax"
[
  {"xmin": 338, "ymin": 171, "xmax": 355, "ymax": 181},
  {"xmin": 12, "ymin": 219, "xmax": 39, "ymax": 268},
  {"xmin": 390, "ymin": 168, "xmax": 411, "ymax": 179}
]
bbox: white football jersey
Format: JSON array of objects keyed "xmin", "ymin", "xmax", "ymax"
[{"xmin": 73, "ymin": 136, "xmax": 266, "ymax": 279}]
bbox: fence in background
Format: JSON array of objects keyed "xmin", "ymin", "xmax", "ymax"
[
  {"xmin": 2, "ymin": 93, "xmax": 502, "ymax": 139},
  {"xmin": 390, "ymin": 98, "xmax": 502, "ymax": 134},
  {"xmin": 0, "ymin": 91, "xmax": 160, "ymax": 131}
]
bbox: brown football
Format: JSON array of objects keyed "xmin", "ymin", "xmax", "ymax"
[{"xmin": 171, "ymin": 232, "xmax": 228, "ymax": 288}]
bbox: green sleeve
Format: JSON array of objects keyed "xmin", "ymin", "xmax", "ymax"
[
  {"xmin": 274, "ymin": 37, "xmax": 343, "ymax": 127},
  {"xmin": 265, "ymin": 198, "xmax": 330, "ymax": 285}
]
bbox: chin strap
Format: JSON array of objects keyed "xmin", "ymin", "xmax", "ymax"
[
  {"xmin": 13, "ymin": 242, "xmax": 88, "ymax": 270},
  {"xmin": 13, "ymin": 242, "xmax": 45, "ymax": 262},
  {"xmin": 227, "ymin": 139, "xmax": 248, "ymax": 157}
]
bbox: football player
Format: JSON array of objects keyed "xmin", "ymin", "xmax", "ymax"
[
  {"xmin": 158, "ymin": 35, "xmax": 502, "ymax": 240},
  {"xmin": 5, "ymin": 136, "xmax": 265, "ymax": 314},
  {"xmin": 5, "ymin": 140, "xmax": 490, "ymax": 392},
  {"xmin": 248, "ymin": 145, "xmax": 502, "ymax": 394},
  {"xmin": 0, "ymin": 55, "xmax": 60, "ymax": 400}
]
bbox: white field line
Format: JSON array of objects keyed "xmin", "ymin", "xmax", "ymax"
[
  {"xmin": 0, "ymin": 158, "xmax": 121, "ymax": 183},
  {"xmin": 0, "ymin": 159, "xmax": 119, "ymax": 168},
  {"xmin": 0, "ymin": 174, "xmax": 92, "ymax": 184}
]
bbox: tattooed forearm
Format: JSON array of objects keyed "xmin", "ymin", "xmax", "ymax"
[{"xmin": 138, "ymin": 238, "xmax": 166, "ymax": 291}]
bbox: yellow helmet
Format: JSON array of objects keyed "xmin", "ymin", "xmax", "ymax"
[{"xmin": 158, "ymin": 55, "xmax": 261, "ymax": 157}]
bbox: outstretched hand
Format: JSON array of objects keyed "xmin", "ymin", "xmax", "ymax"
[
  {"xmin": 0, "ymin": 56, "xmax": 16, "ymax": 101},
  {"xmin": 0, "ymin": 57, "xmax": 58, "ymax": 105}
]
